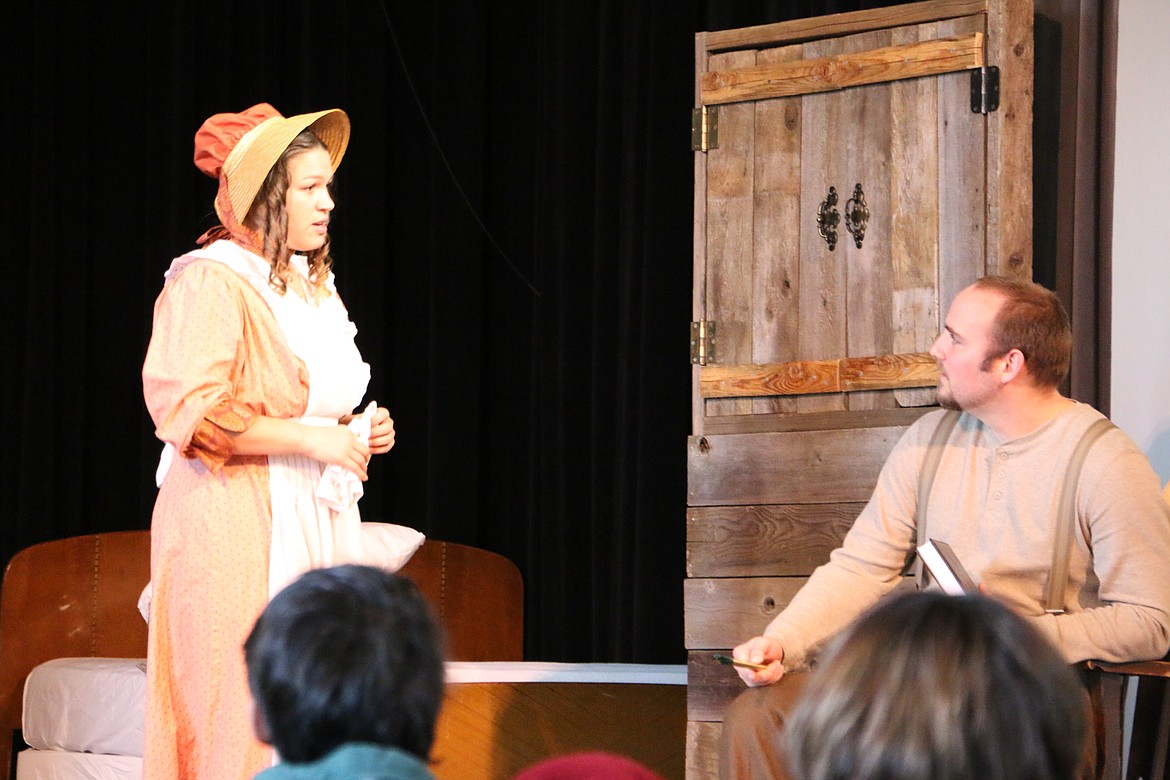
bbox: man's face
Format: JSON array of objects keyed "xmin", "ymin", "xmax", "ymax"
[{"xmin": 929, "ymin": 286, "xmax": 1008, "ymax": 413}]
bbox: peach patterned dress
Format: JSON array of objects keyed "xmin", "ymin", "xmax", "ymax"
[{"xmin": 141, "ymin": 240, "xmax": 370, "ymax": 779}]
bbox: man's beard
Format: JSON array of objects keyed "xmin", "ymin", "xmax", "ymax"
[
  {"xmin": 938, "ymin": 394, "xmax": 962, "ymax": 411},
  {"xmin": 937, "ymin": 382, "xmax": 962, "ymax": 411}
]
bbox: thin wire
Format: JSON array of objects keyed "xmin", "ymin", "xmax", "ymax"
[{"xmin": 377, "ymin": 1, "xmax": 542, "ymax": 299}]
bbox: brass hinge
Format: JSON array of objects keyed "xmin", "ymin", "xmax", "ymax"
[
  {"xmin": 970, "ymin": 65, "xmax": 1000, "ymax": 114},
  {"xmin": 691, "ymin": 105, "xmax": 719, "ymax": 152},
  {"xmin": 690, "ymin": 320, "xmax": 716, "ymax": 365}
]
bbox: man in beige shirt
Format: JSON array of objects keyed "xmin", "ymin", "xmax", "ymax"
[{"xmin": 719, "ymin": 276, "xmax": 1170, "ymax": 778}]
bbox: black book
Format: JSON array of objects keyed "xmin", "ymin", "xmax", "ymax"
[{"xmin": 916, "ymin": 538, "xmax": 977, "ymax": 595}]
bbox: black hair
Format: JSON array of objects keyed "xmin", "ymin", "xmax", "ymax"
[{"xmin": 244, "ymin": 564, "xmax": 445, "ymax": 764}]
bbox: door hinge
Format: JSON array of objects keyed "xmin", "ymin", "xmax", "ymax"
[
  {"xmin": 690, "ymin": 320, "xmax": 716, "ymax": 365},
  {"xmin": 970, "ymin": 65, "xmax": 1000, "ymax": 114},
  {"xmin": 691, "ymin": 105, "xmax": 719, "ymax": 152}
]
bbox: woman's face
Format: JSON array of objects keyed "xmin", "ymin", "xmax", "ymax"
[{"xmin": 284, "ymin": 147, "xmax": 335, "ymax": 253}]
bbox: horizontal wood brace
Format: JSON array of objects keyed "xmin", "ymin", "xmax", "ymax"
[
  {"xmin": 700, "ymin": 351, "xmax": 938, "ymax": 399},
  {"xmin": 702, "ymin": 0, "xmax": 988, "ymax": 52},
  {"xmin": 701, "ymin": 32, "xmax": 984, "ymax": 105}
]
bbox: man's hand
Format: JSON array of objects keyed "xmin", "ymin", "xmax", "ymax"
[{"xmin": 730, "ymin": 635, "xmax": 785, "ymax": 686}]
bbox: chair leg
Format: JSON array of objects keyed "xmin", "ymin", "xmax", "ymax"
[
  {"xmin": 1086, "ymin": 669, "xmax": 1127, "ymax": 780},
  {"xmin": 1150, "ymin": 678, "xmax": 1170, "ymax": 780}
]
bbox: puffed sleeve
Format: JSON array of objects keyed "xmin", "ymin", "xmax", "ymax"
[{"xmin": 142, "ymin": 261, "xmax": 260, "ymax": 473}]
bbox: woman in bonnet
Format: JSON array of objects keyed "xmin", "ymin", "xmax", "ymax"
[{"xmin": 141, "ymin": 104, "xmax": 395, "ymax": 778}]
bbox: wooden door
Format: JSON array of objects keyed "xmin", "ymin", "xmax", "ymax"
[{"xmin": 685, "ymin": 1, "xmax": 1033, "ymax": 777}]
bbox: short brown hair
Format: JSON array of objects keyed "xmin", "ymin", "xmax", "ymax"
[{"xmin": 974, "ymin": 276, "xmax": 1071, "ymax": 389}]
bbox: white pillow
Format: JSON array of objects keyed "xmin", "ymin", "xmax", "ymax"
[{"xmin": 357, "ymin": 522, "xmax": 426, "ymax": 572}]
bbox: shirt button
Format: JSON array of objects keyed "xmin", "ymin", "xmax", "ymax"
[
  {"xmin": 999, "ymin": 452, "xmax": 1009, "ymax": 460},
  {"xmin": 993, "ymin": 491, "xmax": 1003, "ymax": 499}
]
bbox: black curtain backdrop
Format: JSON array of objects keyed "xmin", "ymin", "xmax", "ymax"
[{"xmin": 2, "ymin": 0, "xmax": 899, "ymax": 663}]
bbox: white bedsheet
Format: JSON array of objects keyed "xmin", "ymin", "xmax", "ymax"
[
  {"xmin": 21, "ymin": 658, "xmax": 146, "ymax": 756},
  {"xmin": 16, "ymin": 749, "xmax": 140, "ymax": 780}
]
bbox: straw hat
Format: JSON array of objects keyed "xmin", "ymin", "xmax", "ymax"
[{"xmin": 194, "ymin": 103, "xmax": 350, "ymax": 223}]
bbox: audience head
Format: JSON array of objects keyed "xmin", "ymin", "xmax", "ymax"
[
  {"xmin": 244, "ymin": 564, "xmax": 445, "ymax": 764},
  {"xmin": 785, "ymin": 591, "xmax": 1086, "ymax": 780},
  {"xmin": 514, "ymin": 751, "xmax": 664, "ymax": 780}
]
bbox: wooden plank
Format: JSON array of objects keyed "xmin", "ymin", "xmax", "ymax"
[
  {"xmin": 688, "ymin": 651, "xmax": 754, "ymax": 722},
  {"xmin": 684, "ymin": 576, "xmax": 808, "ymax": 649},
  {"xmin": 704, "ymin": 0, "xmax": 988, "ymax": 52},
  {"xmin": 687, "ymin": 574, "xmax": 918, "ymax": 654},
  {"xmin": 841, "ymin": 352, "xmax": 936, "ymax": 391},
  {"xmin": 984, "ymin": 0, "xmax": 1033, "ymax": 278},
  {"xmin": 704, "ymin": 357, "xmax": 838, "ymax": 397},
  {"xmin": 688, "ymin": 426, "xmax": 903, "ymax": 506},
  {"xmin": 937, "ymin": 15, "xmax": 988, "ymax": 307},
  {"xmin": 796, "ymin": 33, "xmax": 846, "ymax": 415},
  {"xmin": 700, "ymin": 406, "xmax": 931, "ymax": 435},
  {"xmin": 840, "ymin": 30, "xmax": 896, "ymax": 413},
  {"xmin": 694, "ymin": 32, "xmax": 710, "ymax": 437},
  {"xmin": 751, "ymin": 43, "xmax": 804, "ymax": 416},
  {"xmin": 686, "ymin": 721, "xmax": 721, "ymax": 780},
  {"xmin": 700, "ymin": 352, "xmax": 937, "ymax": 398},
  {"xmin": 702, "ymin": 33, "xmax": 984, "ymax": 105},
  {"xmin": 687, "ymin": 503, "xmax": 862, "ymax": 577},
  {"xmin": 891, "ymin": 22, "xmax": 943, "ymax": 409},
  {"xmin": 705, "ymin": 48, "xmax": 757, "ymax": 419}
]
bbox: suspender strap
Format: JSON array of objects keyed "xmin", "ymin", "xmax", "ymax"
[
  {"xmin": 914, "ymin": 410, "xmax": 962, "ymax": 588},
  {"xmin": 913, "ymin": 410, "xmax": 1115, "ymax": 603},
  {"xmin": 1045, "ymin": 417, "xmax": 1117, "ymax": 613}
]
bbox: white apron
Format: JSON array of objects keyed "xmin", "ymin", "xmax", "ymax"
[{"xmin": 156, "ymin": 240, "xmax": 372, "ymax": 598}]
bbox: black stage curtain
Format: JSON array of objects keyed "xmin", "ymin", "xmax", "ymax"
[{"xmin": 1, "ymin": 0, "xmax": 946, "ymax": 663}]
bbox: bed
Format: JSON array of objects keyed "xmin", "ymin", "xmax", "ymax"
[{"xmin": 0, "ymin": 530, "xmax": 523, "ymax": 780}]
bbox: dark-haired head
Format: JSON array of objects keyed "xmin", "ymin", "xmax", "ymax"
[{"xmin": 244, "ymin": 564, "xmax": 445, "ymax": 764}]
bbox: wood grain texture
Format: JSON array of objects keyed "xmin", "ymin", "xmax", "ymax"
[
  {"xmin": 751, "ymin": 43, "xmax": 804, "ymax": 416},
  {"xmin": 700, "ymin": 406, "xmax": 931, "ymax": 435},
  {"xmin": 700, "ymin": 352, "xmax": 938, "ymax": 398},
  {"xmin": 687, "ymin": 503, "xmax": 862, "ymax": 577},
  {"xmin": 840, "ymin": 30, "xmax": 896, "ymax": 412},
  {"xmin": 686, "ymin": 721, "xmax": 721, "ymax": 780},
  {"xmin": 693, "ymin": 32, "xmax": 710, "ymax": 436},
  {"xmin": 688, "ymin": 651, "xmax": 757, "ymax": 722},
  {"xmin": 688, "ymin": 426, "xmax": 903, "ymax": 506},
  {"xmin": 684, "ymin": 576, "xmax": 808, "ymax": 649},
  {"xmin": 984, "ymin": 0, "xmax": 1033, "ymax": 277},
  {"xmin": 432, "ymin": 682, "xmax": 686, "ymax": 780},
  {"xmin": 706, "ymin": 49, "xmax": 757, "ymax": 418},
  {"xmin": 702, "ymin": 33, "xmax": 984, "ymax": 105},
  {"xmin": 937, "ymin": 15, "xmax": 988, "ymax": 309},
  {"xmin": 796, "ymin": 33, "xmax": 846, "ymax": 415},
  {"xmin": 703, "ymin": 0, "xmax": 988, "ymax": 52}
]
